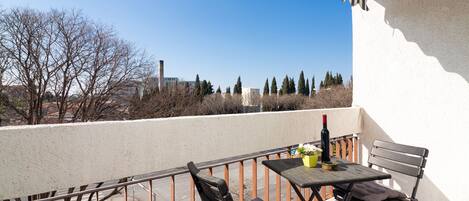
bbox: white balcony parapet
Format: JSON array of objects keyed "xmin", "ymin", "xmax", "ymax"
[{"xmin": 0, "ymin": 107, "xmax": 361, "ymax": 199}]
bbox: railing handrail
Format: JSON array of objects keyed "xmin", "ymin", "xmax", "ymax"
[{"xmin": 28, "ymin": 134, "xmax": 358, "ymax": 201}]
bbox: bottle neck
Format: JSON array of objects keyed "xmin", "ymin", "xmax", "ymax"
[{"xmin": 322, "ymin": 115, "xmax": 327, "ymax": 129}]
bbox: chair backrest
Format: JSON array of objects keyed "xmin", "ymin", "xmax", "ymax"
[
  {"xmin": 187, "ymin": 162, "xmax": 234, "ymax": 201},
  {"xmin": 368, "ymin": 140, "xmax": 429, "ymax": 200}
]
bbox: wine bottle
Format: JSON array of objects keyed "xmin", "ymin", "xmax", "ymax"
[{"xmin": 321, "ymin": 114, "xmax": 331, "ymax": 162}]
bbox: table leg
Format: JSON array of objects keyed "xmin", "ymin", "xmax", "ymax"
[
  {"xmin": 342, "ymin": 183, "xmax": 355, "ymax": 201},
  {"xmin": 291, "ymin": 185, "xmax": 306, "ymax": 201},
  {"xmin": 291, "ymin": 185, "xmax": 325, "ymax": 201},
  {"xmin": 310, "ymin": 187, "xmax": 323, "ymax": 201}
]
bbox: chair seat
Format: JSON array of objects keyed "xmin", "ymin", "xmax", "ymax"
[{"xmin": 333, "ymin": 181, "xmax": 407, "ymax": 201}]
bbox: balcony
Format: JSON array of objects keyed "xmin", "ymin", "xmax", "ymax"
[
  {"xmin": 0, "ymin": 107, "xmax": 364, "ymax": 201},
  {"xmin": 0, "ymin": 0, "xmax": 466, "ymax": 200}
]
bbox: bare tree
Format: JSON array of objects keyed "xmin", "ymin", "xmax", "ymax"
[
  {"xmin": 50, "ymin": 10, "xmax": 90, "ymax": 122},
  {"xmin": 0, "ymin": 8, "xmax": 152, "ymax": 124},
  {"xmin": 261, "ymin": 86, "xmax": 352, "ymax": 112},
  {"xmin": 129, "ymin": 84, "xmax": 245, "ymax": 119},
  {"xmin": 129, "ymin": 85, "xmax": 199, "ymax": 119},
  {"xmin": 0, "ymin": 42, "xmax": 12, "ymax": 87},
  {"xmin": 302, "ymin": 86, "xmax": 352, "ymax": 109},
  {"xmin": 261, "ymin": 95, "xmax": 304, "ymax": 111},
  {"xmin": 0, "ymin": 8, "xmax": 62, "ymax": 124},
  {"xmin": 72, "ymin": 25, "xmax": 151, "ymax": 122}
]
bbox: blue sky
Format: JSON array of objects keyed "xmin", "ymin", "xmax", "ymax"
[{"xmin": 1, "ymin": 0, "xmax": 352, "ymax": 90}]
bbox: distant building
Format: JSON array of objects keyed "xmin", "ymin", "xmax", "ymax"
[
  {"xmin": 179, "ymin": 80, "xmax": 196, "ymax": 87},
  {"xmin": 242, "ymin": 88, "xmax": 260, "ymax": 106},
  {"xmin": 148, "ymin": 77, "xmax": 196, "ymax": 88},
  {"xmin": 153, "ymin": 60, "xmax": 196, "ymax": 88},
  {"xmin": 128, "ymin": 60, "xmax": 196, "ymax": 99}
]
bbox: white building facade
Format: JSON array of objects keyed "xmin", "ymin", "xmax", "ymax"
[
  {"xmin": 352, "ymin": 0, "xmax": 469, "ymax": 200},
  {"xmin": 242, "ymin": 87, "xmax": 261, "ymax": 106}
]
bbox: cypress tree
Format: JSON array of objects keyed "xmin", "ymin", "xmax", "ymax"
[
  {"xmin": 311, "ymin": 76, "xmax": 316, "ymax": 97},
  {"xmin": 305, "ymin": 78, "xmax": 310, "ymax": 97},
  {"xmin": 329, "ymin": 71, "xmax": 337, "ymax": 86},
  {"xmin": 325, "ymin": 71, "xmax": 333, "ymax": 87},
  {"xmin": 216, "ymin": 86, "xmax": 222, "ymax": 94},
  {"xmin": 194, "ymin": 74, "xmax": 201, "ymax": 96},
  {"xmin": 324, "ymin": 72, "xmax": 328, "ymax": 88},
  {"xmin": 298, "ymin": 71, "xmax": 306, "ymax": 96},
  {"xmin": 238, "ymin": 76, "xmax": 242, "ymax": 93},
  {"xmin": 328, "ymin": 72, "xmax": 331, "ymax": 87},
  {"xmin": 338, "ymin": 74, "xmax": 343, "ymax": 85},
  {"xmin": 233, "ymin": 76, "xmax": 242, "ymax": 94},
  {"xmin": 207, "ymin": 81, "xmax": 214, "ymax": 94},
  {"xmin": 335, "ymin": 73, "xmax": 340, "ymax": 85},
  {"xmin": 233, "ymin": 83, "xmax": 238, "ymax": 94},
  {"xmin": 271, "ymin": 77, "xmax": 278, "ymax": 95},
  {"xmin": 289, "ymin": 78, "xmax": 296, "ymax": 94},
  {"xmin": 331, "ymin": 71, "xmax": 335, "ymax": 86},
  {"xmin": 329, "ymin": 72, "xmax": 337, "ymax": 86},
  {"xmin": 263, "ymin": 78, "xmax": 270, "ymax": 96},
  {"xmin": 280, "ymin": 75, "xmax": 290, "ymax": 95},
  {"xmin": 320, "ymin": 80, "xmax": 324, "ymax": 89},
  {"xmin": 201, "ymin": 80, "xmax": 209, "ymax": 96}
]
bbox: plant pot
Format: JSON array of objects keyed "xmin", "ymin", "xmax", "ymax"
[{"xmin": 302, "ymin": 154, "xmax": 319, "ymax": 168}]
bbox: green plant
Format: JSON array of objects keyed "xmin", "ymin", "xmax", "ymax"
[{"xmin": 296, "ymin": 144, "xmax": 322, "ymax": 156}]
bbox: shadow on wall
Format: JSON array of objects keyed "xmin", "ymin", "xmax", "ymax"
[
  {"xmin": 375, "ymin": 0, "xmax": 469, "ymax": 83},
  {"xmin": 359, "ymin": 109, "xmax": 449, "ymax": 201}
]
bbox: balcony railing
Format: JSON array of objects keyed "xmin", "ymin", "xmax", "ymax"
[{"xmin": 6, "ymin": 134, "xmax": 359, "ymax": 201}]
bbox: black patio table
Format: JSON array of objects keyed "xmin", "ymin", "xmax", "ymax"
[{"xmin": 262, "ymin": 157, "xmax": 391, "ymax": 201}]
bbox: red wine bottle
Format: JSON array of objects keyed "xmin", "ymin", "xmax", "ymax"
[{"xmin": 321, "ymin": 114, "xmax": 331, "ymax": 162}]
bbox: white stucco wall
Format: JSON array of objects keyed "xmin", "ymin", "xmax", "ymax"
[
  {"xmin": 0, "ymin": 107, "xmax": 360, "ymax": 199},
  {"xmin": 352, "ymin": 0, "xmax": 469, "ymax": 200}
]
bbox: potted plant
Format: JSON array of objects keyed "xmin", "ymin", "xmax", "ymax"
[{"xmin": 296, "ymin": 144, "xmax": 322, "ymax": 168}]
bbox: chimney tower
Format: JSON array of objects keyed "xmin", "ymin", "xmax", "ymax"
[{"xmin": 158, "ymin": 60, "xmax": 164, "ymax": 91}]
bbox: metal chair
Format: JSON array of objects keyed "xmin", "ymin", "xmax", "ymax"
[
  {"xmin": 334, "ymin": 140, "xmax": 429, "ymax": 201},
  {"xmin": 187, "ymin": 161, "xmax": 262, "ymax": 201}
]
